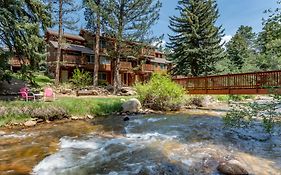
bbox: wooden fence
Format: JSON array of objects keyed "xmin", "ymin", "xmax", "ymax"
[{"xmin": 173, "ymin": 70, "xmax": 281, "ymax": 94}]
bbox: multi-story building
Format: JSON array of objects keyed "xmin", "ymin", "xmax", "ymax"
[{"xmin": 46, "ymin": 29, "xmax": 172, "ymax": 86}]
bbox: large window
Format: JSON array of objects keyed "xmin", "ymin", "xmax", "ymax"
[
  {"xmin": 100, "ymin": 56, "xmax": 111, "ymax": 65},
  {"xmin": 160, "ymin": 64, "xmax": 166, "ymax": 69},
  {"xmin": 98, "ymin": 72, "xmax": 107, "ymax": 80}
]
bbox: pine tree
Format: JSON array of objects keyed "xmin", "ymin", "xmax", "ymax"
[
  {"xmin": 105, "ymin": 0, "xmax": 162, "ymax": 94},
  {"xmin": 0, "ymin": 0, "xmax": 51, "ymax": 81},
  {"xmin": 168, "ymin": 0, "xmax": 225, "ymax": 76},
  {"xmin": 48, "ymin": 0, "xmax": 80, "ymax": 85},
  {"xmin": 226, "ymin": 26, "xmax": 256, "ymax": 71},
  {"xmin": 256, "ymin": 0, "xmax": 281, "ymax": 70}
]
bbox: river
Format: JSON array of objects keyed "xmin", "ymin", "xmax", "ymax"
[{"xmin": 0, "ymin": 110, "xmax": 281, "ymax": 175}]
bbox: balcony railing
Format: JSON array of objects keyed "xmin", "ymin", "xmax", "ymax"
[
  {"xmin": 99, "ymin": 64, "xmax": 111, "ymax": 71},
  {"xmin": 120, "ymin": 62, "xmax": 132, "ymax": 70},
  {"xmin": 141, "ymin": 64, "xmax": 154, "ymax": 72}
]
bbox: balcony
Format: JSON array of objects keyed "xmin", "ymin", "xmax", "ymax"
[
  {"xmin": 120, "ymin": 62, "xmax": 132, "ymax": 71},
  {"xmin": 141, "ymin": 64, "xmax": 154, "ymax": 72}
]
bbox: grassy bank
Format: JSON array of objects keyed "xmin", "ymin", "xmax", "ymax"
[{"xmin": 0, "ymin": 97, "xmax": 127, "ymax": 126}]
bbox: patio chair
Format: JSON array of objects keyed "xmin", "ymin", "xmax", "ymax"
[
  {"xmin": 43, "ymin": 87, "xmax": 56, "ymax": 102},
  {"xmin": 19, "ymin": 87, "xmax": 35, "ymax": 101}
]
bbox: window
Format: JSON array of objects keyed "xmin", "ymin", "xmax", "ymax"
[
  {"xmin": 66, "ymin": 51, "xmax": 81, "ymax": 56},
  {"xmin": 100, "ymin": 56, "xmax": 111, "ymax": 65},
  {"xmin": 87, "ymin": 54, "xmax": 94, "ymax": 63},
  {"xmin": 98, "ymin": 72, "xmax": 107, "ymax": 81},
  {"xmin": 100, "ymin": 40, "xmax": 106, "ymax": 48},
  {"xmin": 160, "ymin": 64, "xmax": 166, "ymax": 69}
]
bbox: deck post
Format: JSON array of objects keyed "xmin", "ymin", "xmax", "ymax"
[
  {"xmin": 227, "ymin": 74, "xmax": 230, "ymax": 94},
  {"xmin": 205, "ymin": 76, "xmax": 208, "ymax": 94},
  {"xmin": 256, "ymin": 72, "xmax": 259, "ymax": 94}
]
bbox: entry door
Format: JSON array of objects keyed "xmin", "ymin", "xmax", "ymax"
[{"xmin": 122, "ymin": 73, "xmax": 129, "ymax": 86}]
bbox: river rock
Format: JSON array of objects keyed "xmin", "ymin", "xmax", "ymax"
[
  {"xmin": 122, "ymin": 98, "xmax": 142, "ymax": 113},
  {"xmin": 24, "ymin": 120, "xmax": 37, "ymax": 127},
  {"xmin": 0, "ymin": 131, "xmax": 6, "ymax": 135},
  {"xmin": 123, "ymin": 117, "xmax": 130, "ymax": 121},
  {"xmin": 217, "ymin": 160, "xmax": 249, "ymax": 175}
]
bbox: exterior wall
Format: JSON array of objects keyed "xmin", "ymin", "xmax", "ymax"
[{"xmin": 45, "ymin": 30, "xmax": 170, "ymax": 86}]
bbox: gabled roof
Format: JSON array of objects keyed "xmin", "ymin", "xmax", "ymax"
[
  {"xmin": 49, "ymin": 41, "xmax": 94, "ymax": 54},
  {"xmin": 46, "ymin": 29, "xmax": 85, "ymax": 41}
]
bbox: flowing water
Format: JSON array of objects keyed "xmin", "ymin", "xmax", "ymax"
[{"xmin": 0, "ymin": 110, "xmax": 281, "ymax": 175}]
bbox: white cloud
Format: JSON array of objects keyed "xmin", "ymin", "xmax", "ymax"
[
  {"xmin": 152, "ymin": 40, "xmax": 166, "ymax": 48},
  {"xmin": 221, "ymin": 35, "xmax": 232, "ymax": 45}
]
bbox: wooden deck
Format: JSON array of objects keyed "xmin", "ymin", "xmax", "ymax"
[{"xmin": 173, "ymin": 70, "xmax": 281, "ymax": 94}]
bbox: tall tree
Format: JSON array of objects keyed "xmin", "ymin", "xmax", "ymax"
[
  {"xmin": 256, "ymin": 0, "xmax": 281, "ymax": 70},
  {"xmin": 0, "ymin": 0, "xmax": 51, "ymax": 81},
  {"xmin": 168, "ymin": 0, "xmax": 225, "ymax": 76},
  {"xmin": 84, "ymin": 0, "xmax": 106, "ymax": 87},
  {"xmin": 48, "ymin": 0, "xmax": 80, "ymax": 85},
  {"xmin": 226, "ymin": 25, "xmax": 256, "ymax": 71},
  {"xmin": 105, "ymin": 0, "xmax": 162, "ymax": 94}
]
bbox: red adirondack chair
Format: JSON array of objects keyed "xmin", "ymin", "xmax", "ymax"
[
  {"xmin": 19, "ymin": 87, "xmax": 35, "ymax": 101},
  {"xmin": 43, "ymin": 87, "xmax": 55, "ymax": 102}
]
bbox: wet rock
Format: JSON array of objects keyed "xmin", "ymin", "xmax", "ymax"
[
  {"xmin": 87, "ymin": 115, "xmax": 95, "ymax": 119},
  {"xmin": 123, "ymin": 117, "xmax": 130, "ymax": 121},
  {"xmin": 217, "ymin": 160, "xmax": 249, "ymax": 175},
  {"xmin": 0, "ymin": 131, "xmax": 6, "ymax": 135},
  {"xmin": 24, "ymin": 120, "xmax": 37, "ymax": 127},
  {"xmin": 122, "ymin": 98, "xmax": 142, "ymax": 113}
]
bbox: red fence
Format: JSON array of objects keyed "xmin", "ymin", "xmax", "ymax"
[{"xmin": 173, "ymin": 70, "xmax": 281, "ymax": 94}]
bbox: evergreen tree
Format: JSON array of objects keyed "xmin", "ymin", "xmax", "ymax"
[
  {"xmin": 48, "ymin": 0, "xmax": 80, "ymax": 85},
  {"xmin": 226, "ymin": 25, "xmax": 256, "ymax": 71},
  {"xmin": 256, "ymin": 0, "xmax": 281, "ymax": 70},
  {"xmin": 0, "ymin": 0, "xmax": 51, "ymax": 81},
  {"xmin": 105, "ymin": 0, "xmax": 162, "ymax": 94},
  {"xmin": 168, "ymin": 0, "xmax": 225, "ymax": 76}
]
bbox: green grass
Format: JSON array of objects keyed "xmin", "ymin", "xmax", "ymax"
[{"xmin": 0, "ymin": 97, "xmax": 127, "ymax": 126}]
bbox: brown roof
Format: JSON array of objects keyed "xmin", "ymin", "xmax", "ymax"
[
  {"xmin": 49, "ymin": 41, "xmax": 94, "ymax": 54},
  {"xmin": 46, "ymin": 29, "xmax": 85, "ymax": 41}
]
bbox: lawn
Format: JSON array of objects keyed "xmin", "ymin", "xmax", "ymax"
[{"xmin": 0, "ymin": 97, "xmax": 128, "ymax": 126}]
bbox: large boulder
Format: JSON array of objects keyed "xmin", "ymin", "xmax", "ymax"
[
  {"xmin": 217, "ymin": 160, "xmax": 249, "ymax": 175},
  {"xmin": 122, "ymin": 98, "xmax": 142, "ymax": 113}
]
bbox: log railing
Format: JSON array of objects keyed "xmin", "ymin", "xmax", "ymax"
[{"xmin": 173, "ymin": 70, "xmax": 281, "ymax": 94}]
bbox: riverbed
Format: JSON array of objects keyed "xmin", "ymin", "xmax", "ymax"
[{"xmin": 0, "ymin": 110, "xmax": 281, "ymax": 175}]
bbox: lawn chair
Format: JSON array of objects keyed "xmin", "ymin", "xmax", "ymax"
[
  {"xmin": 43, "ymin": 87, "xmax": 56, "ymax": 102},
  {"xmin": 19, "ymin": 87, "xmax": 35, "ymax": 101}
]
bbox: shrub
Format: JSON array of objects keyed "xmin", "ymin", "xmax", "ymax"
[
  {"xmin": 135, "ymin": 73, "xmax": 185, "ymax": 111},
  {"xmin": 71, "ymin": 68, "xmax": 92, "ymax": 88},
  {"xmin": 224, "ymin": 94, "xmax": 281, "ymax": 133}
]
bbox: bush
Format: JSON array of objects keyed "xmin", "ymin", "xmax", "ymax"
[
  {"xmin": 71, "ymin": 68, "xmax": 92, "ymax": 88},
  {"xmin": 135, "ymin": 74, "xmax": 185, "ymax": 111},
  {"xmin": 224, "ymin": 94, "xmax": 281, "ymax": 133}
]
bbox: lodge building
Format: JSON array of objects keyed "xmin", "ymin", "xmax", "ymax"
[{"xmin": 12, "ymin": 29, "xmax": 172, "ymax": 86}]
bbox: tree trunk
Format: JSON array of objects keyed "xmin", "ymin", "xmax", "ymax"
[
  {"xmin": 93, "ymin": 0, "xmax": 100, "ymax": 87},
  {"xmin": 55, "ymin": 0, "xmax": 63, "ymax": 85},
  {"xmin": 113, "ymin": 44, "xmax": 121, "ymax": 94}
]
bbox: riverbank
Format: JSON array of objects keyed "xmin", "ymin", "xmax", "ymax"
[{"xmin": 0, "ymin": 96, "xmax": 131, "ymax": 127}]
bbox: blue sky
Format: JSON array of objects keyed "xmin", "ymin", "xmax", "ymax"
[
  {"xmin": 72, "ymin": 0, "xmax": 278, "ymax": 43},
  {"xmin": 154, "ymin": 0, "xmax": 278, "ymax": 43}
]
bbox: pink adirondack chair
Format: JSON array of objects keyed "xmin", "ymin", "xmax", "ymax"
[
  {"xmin": 43, "ymin": 87, "xmax": 55, "ymax": 101},
  {"xmin": 19, "ymin": 87, "xmax": 35, "ymax": 101}
]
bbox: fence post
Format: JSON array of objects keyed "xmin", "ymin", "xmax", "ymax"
[
  {"xmin": 205, "ymin": 76, "xmax": 208, "ymax": 94},
  {"xmin": 227, "ymin": 74, "xmax": 230, "ymax": 94},
  {"xmin": 256, "ymin": 72, "xmax": 259, "ymax": 94}
]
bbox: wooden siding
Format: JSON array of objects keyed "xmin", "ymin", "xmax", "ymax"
[{"xmin": 173, "ymin": 70, "xmax": 281, "ymax": 94}]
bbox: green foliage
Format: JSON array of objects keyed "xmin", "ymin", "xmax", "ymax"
[
  {"xmin": 224, "ymin": 94, "xmax": 281, "ymax": 133},
  {"xmin": 0, "ymin": 97, "xmax": 126, "ymax": 126},
  {"xmin": 0, "ymin": 0, "xmax": 51, "ymax": 70},
  {"xmin": 135, "ymin": 74, "xmax": 185, "ymax": 111},
  {"xmin": 71, "ymin": 68, "xmax": 92, "ymax": 88},
  {"xmin": 225, "ymin": 26, "xmax": 257, "ymax": 71},
  {"xmin": 0, "ymin": 50, "xmax": 12, "ymax": 82},
  {"xmin": 168, "ymin": 0, "xmax": 225, "ymax": 76}
]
